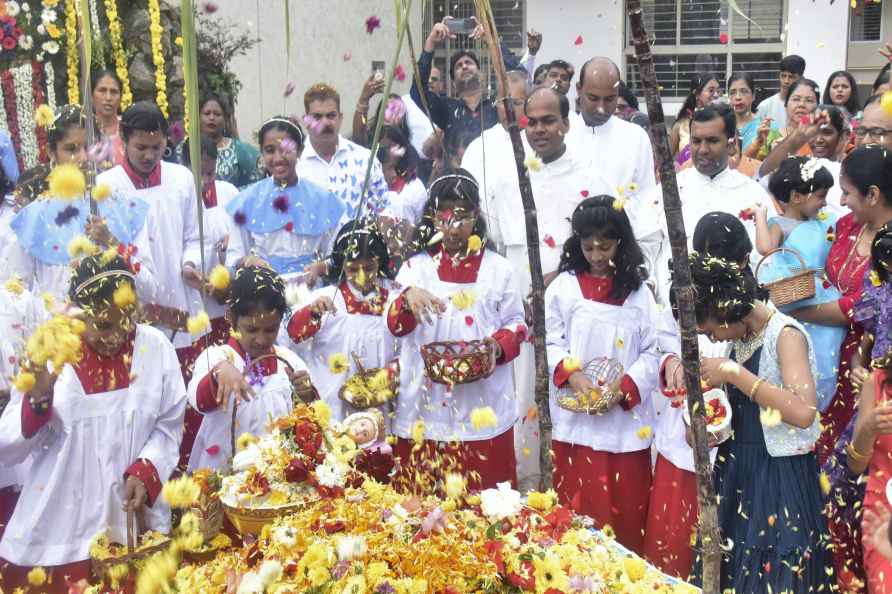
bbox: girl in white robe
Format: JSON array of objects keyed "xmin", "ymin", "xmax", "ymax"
[
  {"xmin": 385, "ymin": 171, "xmax": 527, "ymax": 494},
  {"xmin": 284, "ymin": 219, "xmax": 398, "ymax": 426},
  {"xmin": 0, "ymin": 254, "xmax": 186, "ymax": 591},
  {"xmin": 545, "ymin": 195, "xmax": 660, "ymax": 557},
  {"xmin": 186, "ymin": 265, "xmax": 316, "ymax": 472}
]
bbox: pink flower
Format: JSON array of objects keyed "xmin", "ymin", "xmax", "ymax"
[
  {"xmin": 169, "ymin": 120, "xmax": 185, "ymax": 145},
  {"xmin": 272, "ymin": 195, "xmax": 290, "ymax": 213},
  {"xmin": 574, "ymin": 35, "xmax": 583, "ymax": 46},
  {"xmin": 342, "ymin": 52, "xmax": 352, "ymax": 62},
  {"xmin": 234, "ymin": 211, "xmax": 247, "ymax": 226},
  {"xmin": 365, "ymin": 15, "xmax": 381, "ymax": 34},
  {"xmin": 719, "ymin": 32, "xmax": 729, "ymax": 44},
  {"xmin": 283, "ymin": 82, "xmax": 295, "ymax": 97},
  {"xmin": 301, "ymin": 114, "xmax": 324, "ymax": 134},
  {"xmin": 280, "ymin": 137, "xmax": 297, "ymax": 155},
  {"xmin": 394, "ymin": 64, "xmax": 407, "ymax": 82},
  {"xmin": 421, "ymin": 506, "xmax": 447, "ymax": 535},
  {"xmin": 201, "ymin": 2, "xmax": 218, "ymax": 13},
  {"xmin": 384, "ymin": 97, "xmax": 407, "ymax": 124}
]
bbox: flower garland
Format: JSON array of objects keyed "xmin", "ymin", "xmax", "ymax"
[
  {"xmin": 88, "ymin": 0, "xmax": 103, "ymax": 68},
  {"xmin": 103, "ymin": 0, "xmax": 131, "ymax": 108},
  {"xmin": 2, "ymin": 69, "xmax": 23, "ymax": 172},
  {"xmin": 13, "ymin": 63, "xmax": 39, "ymax": 168},
  {"xmin": 0, "ymin": 73, "xmax": 8, "ymax": 135},
  {"xmin": 43, "ymin": 61, "xmax": 56, "ymax": 109},
  {"xmin": 31, "ymin": 62, "xmax": 48, "ymax": 163},
  {"xmin": 147, "ymin": 0, "xmax": 167, "ymax": 118},
  {"xmin": 63, "ymin": 0, "xmax": 78, "ymax": 105}
]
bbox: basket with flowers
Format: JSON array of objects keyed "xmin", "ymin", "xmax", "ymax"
[
  {"xmin": 89, "ymin": 510, "xmax": 170, "ymax": 587},
  {"xmin": 420, "ymin": 339, "xmax": 497, "ymax": 385},
  {"xmin": 186, "ymin": 469, "xmax": 224, "ymax": 545},
  {"xmin": 682, "ymin": 388, "xmax": 733, "ymax": 445},
  {"xmin": 556, "ymin": 357, "xmax": 625, "ymax": 415},
  {"xmin": 338, "ymin": 354, "xmax": 399, "ymax": 409}
]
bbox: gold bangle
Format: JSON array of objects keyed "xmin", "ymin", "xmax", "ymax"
[
  {"xmin": 749, "ymin": 377, "xmax": 765, "ymax": 401},
  {"xmin": 846, "ymin": 442, "xmax": 869, "ymax": 463}
]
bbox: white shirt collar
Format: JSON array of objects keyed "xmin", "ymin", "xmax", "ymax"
[{"xmin": 303, "ymin": 135, "xmax": 350, "ymax": 162}]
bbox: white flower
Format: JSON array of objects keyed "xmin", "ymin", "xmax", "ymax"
[
  {"xmin": 231, "ymin": 443, "xmax": 260, "ymax": 472},
  {"xmin": 236, "ymin": 572, "xmax": 264, "ymax": 594},
  {"xmin": 36, "ymin": 23, "xmax": 45, "ymax": 34},
  {"xmin": 284, "ymin": 282, "xmax": 308, "ymax": 308},
  {"xmin": 5, "ymin": 1, "xmax": 21, "ymax": 17},
  {"xmin": 41, "ymin": 8, "xmax": 56, "ymax": 23},
  {"xmin": 800, "ymin": 157, "xmax": 821, "ymax": 183},
  {"xmin": 480, "ymin": 481, "xmax": 522, "ymax": 521},
  {"xmin": 22, "ymin": 3, "xmax": 30, "ymax": 11},
  {"xmin": 272, "ymin": 526, "xmax": 297, "ymax": 548},
  {"xmin": 336, "ymin": 534, "xmax": 367, "ymax": 561},
  {"xmin": 42, "ymin": 40, "xmax": 59, "ymax": 54},
  {"xmin": 315, "ymin": 455, "xmax": 348, "ymax": 488},
  {"xmin": 17, "ymin": 35, "xmax": 32, "ymax": 50},
  {"xmin": 257, "ymin": 560, "xmax": 283, "ymax": 586}
]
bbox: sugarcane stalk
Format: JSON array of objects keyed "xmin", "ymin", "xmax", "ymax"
[
  {"xmin": 472, "ymin": 0, "xmax": 552, "ymax": 490},
  {"xmin": 77, "ymin": 0, "xmax": 96, "ymax": 214},
  {"xmin": 627, "ymin": 1, "xmax": 722, "ymax": 589}
]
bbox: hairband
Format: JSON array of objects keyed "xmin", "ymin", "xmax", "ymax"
[
  {"xmin": 74, "ymin": 270, "xmax": 135, "ymax": 297},
  {"xmin": 265, "ymin": 118, "xmax": 305, "ymax": 142},
  {"xmin": 430, "ymin": 173, "xmax": 479, "ymax": 191}
]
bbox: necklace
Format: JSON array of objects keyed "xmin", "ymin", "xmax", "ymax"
[{"xmin": 733, "ymin": 305, "xmax": 775, "ymax": 365}]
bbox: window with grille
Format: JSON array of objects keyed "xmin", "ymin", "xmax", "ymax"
[
  {"xmin": 850, "ymin": 0, "xmax": 884, "ymax": 42},
  {"xmin": 624, "ymin": 0, "xmax": 784, "ymax": 100}
]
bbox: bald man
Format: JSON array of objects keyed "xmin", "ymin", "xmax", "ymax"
[
  {"xmin": 857, "ymin": 95, "xmax": 892, "ymax": 150},
  {"xmin": 566, "ymin": 57, "xmax": 656, "ymax": 198}
]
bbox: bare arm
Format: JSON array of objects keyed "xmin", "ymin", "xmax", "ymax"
[
  {"xmin": 849, "ymin": 370, "xmax": 892, "ymax": 474},
  {"xmin": 788, "ymin": 301, "xmax": 850, "ymax": 326},
  {"xmin": 754, "ymin": 208, "xmax": 783, "ymax": 255}
]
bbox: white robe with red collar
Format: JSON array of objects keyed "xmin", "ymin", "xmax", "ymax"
[
  {"xmin": 282, "ymin": 280, "xmax": 399, "ymax": 426},
  {"xmin": 186, "ymin": 340, "xmax": 308, "ymax": 472},
  {"xmin": 385, "ymin": 249, "xmax": 527, "ymax": 442},
  {"xmin": 0, "ymin": 324, "xmax": 186, "ymax": 566}
]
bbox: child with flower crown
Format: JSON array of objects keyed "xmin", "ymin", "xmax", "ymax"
[
  {"xmin": 545, "ymin": 195, "xmax": 660, "ymax": 556},
  {"xmin": 283, "ymin": 219, "xmax": 399, "ymax": 427},
  {"xmin": 0, "ymin": 254, "xmax": 186, "ymax": 593},
  {"xmin": 185, "ymin": 265, "xmax": 317, "ymax": 472},
  {"xmin": 385, "ymin": 170, "xmax": 527, "ymax": 494}
]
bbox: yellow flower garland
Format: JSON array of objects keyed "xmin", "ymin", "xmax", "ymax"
[
  {"xmin": 64, "ymin": 0, "xmax": 79, "ymax": 105},
  {"xmin": 103, "ymin": 0, "xmax": 132, "ymax": 108},
  {"xmin": 147, "ymin": 0, "xmax": 167, "ymax": 117}
]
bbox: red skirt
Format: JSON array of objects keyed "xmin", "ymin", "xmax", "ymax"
[
  {"xmin": 393, "ymin": 428, "xmax": 516, "ymax": 496},
  {"xmin": 0, "ymin": 559, "xmax": 94, "ymax": 594},
  {"xmin": 553, "ymin": 441, "xmax": 652, "ymax": 556},
  {"xmin": 644, "ymin": 454, "xmax": 698, "ymax": 579}
]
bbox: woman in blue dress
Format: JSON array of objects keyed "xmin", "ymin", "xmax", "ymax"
[{"xmin": 683, "ymin": 254, "xmax": 832, "ymax": 592}]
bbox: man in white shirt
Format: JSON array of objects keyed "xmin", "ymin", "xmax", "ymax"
[
  {"xmin": 756, "ymin": 55, "xmax": 806, "ymax": 128},
  {"xmin": 566, "ymin": 57, "xmax": 656, "ymax": 196},
  {"xmin": 297, "ymin": 83, "xmax": 389, "ymax": 225}
]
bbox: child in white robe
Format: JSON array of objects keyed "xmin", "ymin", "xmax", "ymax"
[
  {"xmin": 545, "ymin": 195, "xmax": 660, "ymax": 557},
  {"xmin": 284, "ymin": 219, "xmax": 399, "ymax": 426},
  {"xmin": 186, "ymin": 265, "xmax": 316, "ymax": 472},
  {"xmin": 385, "ymin": 170, "xmax": 527, "ymax": 494},
  {"xmin": 0, "ymin": 254, "xmax": 186, "ymax": 591}
]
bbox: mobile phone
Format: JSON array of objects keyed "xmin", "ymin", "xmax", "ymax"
[
  {"xmin": 371, "ymin": 60, "xmax": 385, "ymax": 82},
  {"xmin": 446, "ymin": 17, "xmax": 476, "ymax": 35}
]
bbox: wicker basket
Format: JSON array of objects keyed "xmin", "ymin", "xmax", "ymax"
[
  {"xmin": 755, "ymin": 247, "xmax": 816, "ymax": 307},
  {"xmin": 682, "ymin": 388, "xmax": 733, "ymax": 445},
  {"xmin": 420, "ymin": 340, "xmax": 497, "ymax": 385},
  {"xmin": 338, "ymin": 354, "xmax": 399, "ymax": 409},
  {"xmin": 91, "ymin": 509, "xmax": 171, "ymax": 583},
  {"xmin": 556, "ymin": 358, "xmax": 625, "ymax": 415},
  {"xmin": 222, "ymin": 501, "xmax": 306, "ymax": 537},
  {"xmin": 190, "ymin": 493, "xmax": 223, "ymax": 543}
]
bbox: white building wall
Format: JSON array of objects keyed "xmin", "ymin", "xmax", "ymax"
[{"xmin": 784, "ymin": 0, "xmax": 850, "ymax": 97}]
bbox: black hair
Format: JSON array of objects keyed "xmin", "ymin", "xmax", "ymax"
[
  {"xmin": 822, "ymin": 71, "xmax": 860, "ymax": 115},
  {"xmin": 227, "ymin": 265, "xmax": 289, "ymax": 321},
  {"xmin": 692, "ymin": 211, "xmax": 753, "ymax": 264},
  {"xmin": 817, "ymin": 104, "xmax": 848, "ymax": 137},
  {"xmin": 768, "ymin": 156, "xmax": 835, "ymax": 204},
  {"xmin": 449, "ymin": 50, "xmax": 479, "ymax": 79},
  {"xmin": 525, "ymin": 86, "xmax": 570, "ymax": 119},
  {"xmin": 327, "ymin": 218, "xmax": 394, "ymax": 285},
  {"xmin": 69, "ymin": 253, "xmax": 137, "ymax": 312},
  {"xmin": 689, "ymin": 103, "xmax": 736, "ymax": 140},
  {"xmin": 258, "ymin": 115, "xmax": 305, "ymax": 150},
  {"xmin": 47, "ymin": 104, "xmax": 86, "ymax": 153},
  {"xmin": 617, "ymin": 80, "xmax": 638, "ymax": 111},
  {"xmin": 548, "ymin": 59, "xmax": 574, "ymax": 75},
  {"xmin": 841, "ymin": 146, "xmax": 892, "ymax": 207},
  {"xmin": 727, "ymin": 72, "xmax": 755, "ymax": 112},
  {"xmin": 780, "ymin": 55, "xmax": 806, "ymax": 76},
  {"xmin": 411, "ymin": 168, "xmax": 486, "ymax": 254},
  {"xmin": 558, "ymin": 195, "xmax": 645, "ymax": 301},
  {"xmin": 90, "ymin": 69, "xmax": 122, "ymax": 94},
  {"xmin": 679, "ymin": 253, "xmax": 769, "ymax": 325},
  {"xmin": 784, "ymin": 78, "xmax": 819, "ymax": 107},
  {"xmin": 533, "ymin": 63, "xmax": 550, "ymax": 84},
  {"xmin": 872, "ymin": 225, "xmax": 892, "ymax": 283},
  {"xmin": 14, "ymin": 164, "xmax": 50, "ymax": 206},
  {"xmin": 676, "ymin": 74, "xmax": 718, "ymax": 121},
  {"xmin": 872, "ymin": 63, "xmax": 891, "ymax": 97},
  {"xmin": 199, "ymin": 92, "xmax": 231, "ymax": 118},
  {"xmin": 120, "ymin": 101, "xmax": 169, "ymax": 141},
  {"xmin": 180, "ymin": 134, "xmax": 218, "ymax": 168},
  {"xmin": 375, "ymin": 125, "xmax": 418, "ymax": 181}
]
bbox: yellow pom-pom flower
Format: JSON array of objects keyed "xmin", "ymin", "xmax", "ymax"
[
  {"xmin": 524, "ymin": 156, "xmax": 543, "ymax": 172},
  {"xmin": 113, "ymin": 283, "xmax": 136, "ymax": 309},
  {"xmin": 636, "ymin": 425, "xmax": 653, "ymax": 440},
  {"xmin": 161, "ymin": 476, "xmax": 200, "ymax": 509},
  {"xmin": 449, "ymin": 289, "xmax": 476, "ymax": 311},
  {"xmin": 527, "ymin": 489, "xmax": 558, "ymax": 511},
  {"xmin": 47, "ymin": 163, "xmax": 86, "ymax": 200},
  {"xmin": 92, "ymin": 183, "xmax": 112, "ymax": 202},
  {"xmin": 68, "ymin": 235, "xmax": 99, "ymax": 259},
  {"xmin": 467, "ymin": 234, "xmax": 483, "ymax": 253},
  {"xmin": 27, "ymin": 566, "xmax": 47, "ymax": 586},
  {"xmin": 186, "ymin": 311, "xmax": 210, "ymax": 336},
  {"xmin": 208, "ymin": 265, "xmax": 231, "ymax": 291},
  {"xmin": 563, "ymin": 357, "xmax": 582, "ymax": 373},
  {"xmin": 882, "ymin": 90, "xmax": 892, "ymax": 118},
  {"xmin": 328, "ymin": 352, "xmax": 349, "ymax": 374},
  {"xmin": 759, "ymin": 407, "xmax": 782, "ymax": 427},
  {"xmin": 470, "ymin": 406, "xmax": 498, "ymax": 430},
  {"xmin": 13, "ymin": 371, "xmax": 36, "ymax": 393},
  {"xmin": 236, "ymin": 432, "xmax": 257, "ymax": 451},
  {"xmin": 4, "ymin": 275, "xmax": 24, "ymax": 295},
  {"xmin": 34, "ymin": 104, "xmax": 55, "ymax": 128},
  {"xmin": 310, "ymin": 399, "xmax": 332, "ymax": 428}
]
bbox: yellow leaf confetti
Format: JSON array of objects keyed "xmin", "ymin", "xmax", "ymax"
[
  {"xmin": 819, "ymin": 471, "xmax": 831, "ymax": 496},
  {"xmin": 411, "ymin": 419, "xmax": 426, "ymax": 445},
  {"xmin": 450, "ymin": 290, "xmax": 477, "ymax": 311},
  {"xmin": 871, "ymin": 270, "xmax": 882, "ymax": 287},
  {"xmin": 612, "ymin": 197, "xmax": 627, "ymax": 211},
  {"xmin": 444, "ymin": 472, "xmax": 466, "ymax": 500},
  {"xmin": 524, "ymin": 156, "xmax": 543, "ymax": 172}
]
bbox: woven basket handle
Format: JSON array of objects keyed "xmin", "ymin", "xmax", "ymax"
[
  {"xmin": 350, "ymin": 352, "xmax": 366, "ymax": 375},
  {"xmin": 754, "ymin": 247, "xmax": 809, "ymax": 281},
  {"xmin": 230, "ymin": 353, "xmax": 298, "ymax": 457},
  {"xmin": 126, "ymin": 507, "xmax": 136, "ymax": 554}
]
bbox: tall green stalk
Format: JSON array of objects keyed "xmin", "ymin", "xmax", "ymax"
[{"xmin": 181, "ymin": 0, "xmax": 207, "ymax": 281}]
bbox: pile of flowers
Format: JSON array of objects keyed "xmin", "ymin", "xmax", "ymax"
[
  {"xmin": 173, "ymin": 479, "xmax": 699, "ymax": 594},
  {"xmin": 339, "ymin": 362, "xmax": 398, "ymax": 409}
]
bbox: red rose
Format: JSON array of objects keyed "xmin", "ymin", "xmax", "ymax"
[
  {"xmin": 2, "ymin": 37, "xmax": 17, "ymax": 50},
  {"xmin": 284, "ymin": 457, "xmax": 309, "ymax": 483},
  {"xmin": 354, "ymin": 448, "xmax": 395, "ymax": 483},
  {"xmin": 518, "ymin": 115, "xmax": 529, "ymax": 129}
]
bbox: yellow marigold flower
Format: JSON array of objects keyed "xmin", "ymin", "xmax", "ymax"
[
  {"xmin": 444, "ymin": 472, "xmax": 466, "ymax": 500},
  {"xmin": 524, "ymin": 156, "xmax": 543, "ymax": 172},
  {"xmin": 449, "ymin": 289, "xmax": 476, "ymax": 311},
  {"xmin": 92, "ymin": 183, "xmax": 112, "ymax": 202},
  {"xmin": 819, "ymin": 471, "xmax": 831, "ymax": 496},
  {"xmin": 48, "ymin": 163, "xmax": 86, "ymax": 200},
  {"xmin": 527, "ymin": 489, "xmax": 557, "ymax": 511},
  {"xmin": 174, "ymin": 36, "xmax": 183, "ymax": 46},
  {"xmin": 13, "ymin": 371, "xmax": 36, "ymax": 393},
  {"xmin": 627, "ymin": 182, "xmax": 639, "ymax": 193},
  {"xmin": 871, "ymin": 270, "xmax": 882, "ymax": 287},
  {"xmin": 623, "ymin": 556, "xmax": 646, "ymax": 582},
  {"xmin": 46, "ymin": 22, "xmax": 62, "ymax": 38},
  {"xmin": 470, "ymin": 406, "xmax": 497, "ymax": 430},
  {"xmin": 208, "ymin": 265, "xmax": 230, "ymax": 291},
  {"xmin": 467, "ymin": 234, "xmax": 483, "ymax": 253},
  {"xmin": 342, "ymin": 575, "xmax": 367, "ymax": 594},
  {"xmin": 112, "ymin": 283, "xmax": 136, "ymax": 309},
  {"xmin": 817, "ymin": 210, "xmax": 828, "ymax": 221},
  {"xmin": 27, "ymin": 567, "xmax": 47, "ymax": 586},
  {"xmin": 411, "ymin": 419, "xmax": 425, "ymax": 445},
  {"xmin": 310, "ymin": 399, "xmax": 332, "ymax": 428},
  {"xmin": 68, "ymin": 235, "xmax": 98, "ymax": 259},
  {"xmin": 34, "ymin": 104, "xmax": 55, "ymax": 128},
  {"xmin": 636, "ymin": 425, "xmax": 653, "ymax": 440},
  {"xmin": 563, "ymin": 357, "xmax": 582, "ymax": 373},
  {"xmin": 108, "ymin": 563, "xmax": 130, "ymax": 588},
  {"xmin": 186, "ymin": 311, "xmax": 210, "ymax": 336},
  {"xmin": 759, "ymin": 407, "xmax": 782, "ymax": 427},
  {"xmin": 612, "ymin": 196, "xmax": 627, "ymax": 211},
  {"xmin": 366, "ymin": 561, "xmax": 390, "ymax": 587},
  {"xmin": 161, "ymin": 476, "xmax": 200, "ymax": 509},
  {"xmin": 328, "ymin": 352, "xmax": 348, "ymax": 374},
  {"xmin": 4, "ymin": 275, "xmax": 24, "ymax": 295},
  {"xmin": 532, "ymin": 552, "xmax": 569, "ymax": 592},
  {"xmin": 237, "ymin": 432, "xmax": 257, "ymax": 451}
]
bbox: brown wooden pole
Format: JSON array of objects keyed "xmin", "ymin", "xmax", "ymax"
[
  {"xmin": 627, "ymin": 1, "xmax": 722, "ymax": 589},
  {"xmin": 472, "ymin": 0, "xmax": 553, "ymax": 489}
]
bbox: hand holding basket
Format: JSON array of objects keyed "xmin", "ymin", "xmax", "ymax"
[
  {"xmin": 420, "ymin": 339, "xmax": 497, "ymax": 385},
  {"xmin": 754, "ymin": 247, "xmax": 816, "ymax": 307},
  {"xmin": 556, "ymin": 357, "xmax": 625, "ymax": 415}
]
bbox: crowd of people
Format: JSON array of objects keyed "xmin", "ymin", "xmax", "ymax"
[{"xmin": 0, "ymin": 17, "xmax": 892, "ymax": 594}]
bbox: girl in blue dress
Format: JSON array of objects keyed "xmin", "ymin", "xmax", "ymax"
[{"xmin": 683, "ymin": 254, "xmax": 832, "ymax": 592}]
